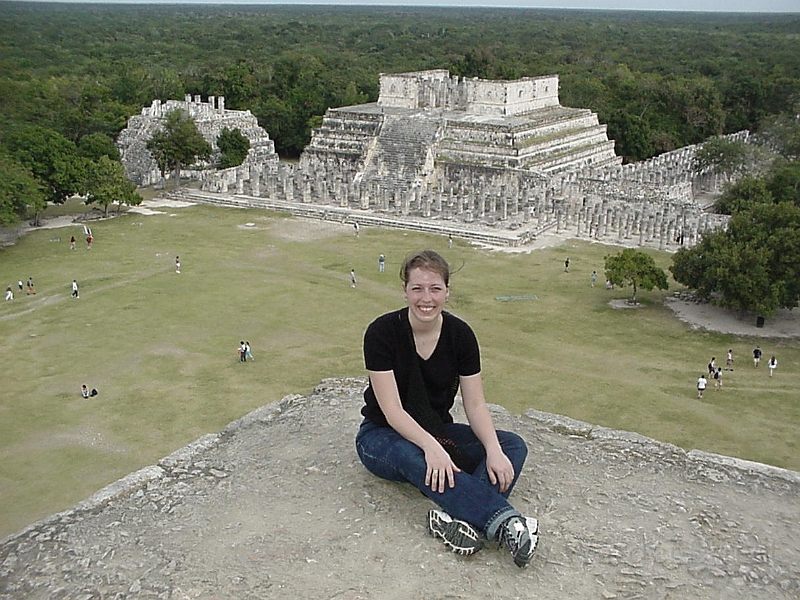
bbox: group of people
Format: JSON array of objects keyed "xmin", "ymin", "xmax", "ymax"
[
  {"xmin": 5, "ymin": 278, "xmax": 36, "ymax": 300},
  {"xmin": 5, "ymin": 278, "xmax": 83, "ymax": 301},
  {"xmin": 68, "ymin": 234, "xmax": 93, "ymax": 250},
  {"xmin": 697, "ymin": 346, "xmax": 779, "ymax": 397},
  {"xmin": 237, "ymin": 341, "xmax": 254, "ymax": 362},
  {"xmin": 753, "ymin": 346, "xmax": 779, "ymax": 377}
]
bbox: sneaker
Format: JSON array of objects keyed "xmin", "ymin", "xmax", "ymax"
[
  {"xmin": 427, "ymin": 509, "xmax": 483, "ymax": 555},
  {"xmin": 499, "ymin": 515, "xmax": 537, "ymax": 568}
]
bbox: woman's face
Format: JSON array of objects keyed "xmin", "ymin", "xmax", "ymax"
[{"xmin": 403, "ymin": 267, "xmax": 449, "ymax": 325}]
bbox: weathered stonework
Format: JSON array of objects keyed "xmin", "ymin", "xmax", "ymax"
[
  {"xmin": 120, "ymin": 71, "xmax": 746, "ymax": 249},
  {"xmin": 117, "ymin": 95, "xmax": 278, "ymax": 187},
  {"xmin": 1, "ymin": 378, "xmax": 797, "ymax": 599}
]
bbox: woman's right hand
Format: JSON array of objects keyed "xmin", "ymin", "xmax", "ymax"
[{"xmin": 424, "ymin": 443, "xmax": 460, "ymax": 493}]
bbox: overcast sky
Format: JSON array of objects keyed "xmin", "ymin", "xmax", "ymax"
[{"xmin": 18, "ymin": 0, "xmax": 800, "ymax": 13}]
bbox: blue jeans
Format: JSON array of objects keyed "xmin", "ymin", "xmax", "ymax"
[{"xmin": 355, "ymin": 420, "xmax": 528, "ymax": 541}]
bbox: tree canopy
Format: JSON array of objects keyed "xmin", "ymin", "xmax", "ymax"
[
  {"xmin": 0, "ymin": 154, "xmax": 46, "ymax": 227},
  {"xmin": 604, "ymin": 249, "xmax": 669, "ymax": 304},
  {"xmin": 84, "ymin": 155, "xmax": 142, "ymax": 217},
  {"xmin": 217, "ymin": 128, "xmax": 250, "ymax": 170},
  {"xmin": 5, "ymin": 126, "xmax": 88, "ymax": 225},
  {"xmin": 0, "ymin": 4, "xmax": 798, "ymax": 159},
  {"xmin": 146, "ymin": 109, "xmax": 212, "ymax": 188},
  {"xmin": 670, "ymin": 200, "xmax": 800, "ymax": 316}
]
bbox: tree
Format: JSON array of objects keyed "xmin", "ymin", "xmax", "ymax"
[
  {"xmin": 145, "ymin": 109, "xmax": 212, "ymax": 188},
  {"xmin": 5, "ymin": 125, "xmax": 88, "ymax": 225},
  {"xmin": 0, "ymin": 154, "xmax": 46, "ymax": 226},
  {"xmin": 715, "ymin": 176, "xmax": 773, "ymax": 216},
  {"xmin": 84, "ymin": 156, "xmax": 142, "ymax": 217},
  {"xmin": 670, "ymin": 202, "xmax": 800, "ymax": 316},
  {"xmin": 217, "ymin": 128, "xmax": 250, "ymax": 169},
  {"xmin": 758, "ymin": 112, "xmax": 800, "ymax": 160},
  {"xmin": 766, "ymin": 161, "xmax": 800, "ymax": 206},
  {"xmin": 604, "ymin": 248, "xmax": 668, "ymax": 304},
  {"xmin": 693, "ymin": 137, "xmax": 749, "ymax": 180},
  {"xmin": 78, "ymin": 132, "xmax": 120, "ymax": 162}
]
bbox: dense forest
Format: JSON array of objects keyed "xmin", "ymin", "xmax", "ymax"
[
  {"xmin": 1, "ymin": 3, "xmax": 799, "ymax": 313},
  {"xmin": 1, "ymin": 3, "xmax": 798, "ymax": 160}
]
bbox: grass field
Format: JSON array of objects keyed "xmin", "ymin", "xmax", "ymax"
[{"xmin": 1, "ymin": 199, "xmax": 797, "ymax": 539}]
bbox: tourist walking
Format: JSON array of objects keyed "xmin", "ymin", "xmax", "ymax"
[
  {"xmin": 713, "ymin": 367, "xmax": 723, "ymax": 391},
  {"xmin": 768, "ymin": 356, "xmax": 777, "ymax": 377},
  {"xmin": 5, "ymin": 286, "xmax": 13, "ymax": 301},
  {"xmin": 590, "ymin": 271, "xmax": 597, "ymax": 287},
  {"xmin": 725, "ymin": 349, "xmax": 734, "ymax": 370},
  {"xmin": 245, "ymin": 341, "xmax": 254, "ymax": 361},
  {"xmin": 239, "ymin": 341, "xmax": 247, "ymax": 363},
  {"xmin": 70, "ymin": 236, "xmax": 76, "ymax": 250},
  {"xmin": 350, "ymin": 269, "xmax": 357, "ymax": 288},
  {"xmin": 354, "ymin": 222, "xmax": 360, "ymax": 237},
  {"xmin": 697, "ymin": 374, "xmax": 708, "ymax": 398},
  {"xmin": 379, "ymin": 254, "xmax": 385, "ymax": 273},
  {"xmin": 707, "ymin": 357, "xmax": 716, "ymax": 377},
  {"xmin": 71, "ymin": 279, "xmax": 79, "ymax": 298},
  {"xmin": 753, "ymin": 346, "xmax": 762, "ymax": 367},
  {"xmin": 175, "ymin": 256, "xmax": 181, "ymax": 273},
  {"xmin": 355, "ymin": 250, "xmax": 539, "ymax": 568},
  {"xmin": 564, "ymin": 258, "xmax": 570, "ymax": 273},
  {"xmin": 27, "ymin": 278, "xmax": 35, "ymax": 295}
]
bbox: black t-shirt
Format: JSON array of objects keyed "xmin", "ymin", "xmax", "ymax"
[{"xmin": 362, "ymin": 308, "xmax": 481, "ymax": 427}]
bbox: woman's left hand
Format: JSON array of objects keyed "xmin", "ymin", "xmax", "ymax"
[{"xmin": 485, "ymin": 450, "xmax": 515, "ymax": 494}]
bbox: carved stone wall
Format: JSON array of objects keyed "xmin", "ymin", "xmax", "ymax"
[
  {"xmin": 117, "ymin": 95, "xmax": 278, "ymax": 187},
  {"xmin": 118, "ymin": 72, "xmax": 751, "ymax": 249}
]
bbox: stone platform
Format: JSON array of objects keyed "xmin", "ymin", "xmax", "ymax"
[{"xmin": 1, "ymin": 378, "xmax": 798, "ymax": 600}]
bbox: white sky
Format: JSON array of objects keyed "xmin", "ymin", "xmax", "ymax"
[{"xmin": 17, "ymin": 0, "xmax": 800, "ymax": 13}]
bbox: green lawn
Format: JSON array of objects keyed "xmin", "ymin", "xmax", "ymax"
[{"xmin": 1, "ymin": 199, "xmax": 797, "ymax": 538}]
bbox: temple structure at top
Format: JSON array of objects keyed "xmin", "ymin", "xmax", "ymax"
[{"xmin": 119, "ymin": 70, "xmax": 741, "ymax": 248}]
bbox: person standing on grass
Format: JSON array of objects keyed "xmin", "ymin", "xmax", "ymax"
[
  {"xmin": 768, "ymin": 356, "xmax": 777, "ymax": 377},
  {"xmin": 590, "ymin": 271, "xmax": 597, "ymax": 287},
  {"xmin": 245, "ymin": 341, "xmax": 254, "ymax": 361},
  {"xmin": 564, "ymin": 258, "xmax": 570, "ymax": 273},
  {"xmin": 753, "ymin": 346, "xmax": 762, "ymax": 367},
  {"xmin": 356, "ymin": 249, "xmax": 538, "ymax": 568},
  {"xmin": 697, "ymin": 374, "xmax": 708, "ymax": 398},
  {"xmin": 86, "ymin": 234, "xmax": 93, "ymax": 249},
  {"xmin": 726, "ymin": 349, "xmax": 734, "ymax": 371},
  {"xmin": 350, "ymin": 269, "xmax": 357, "ymax": 288},
  {"xmin": 18, "ymin": 280, "xmax": 23, "ymax": 295},
  {"xmin": 714, "ymin": 367, "xmax": 723, "ymax": 391},
  {"xmin": 379, "ymin": 254, "xmax": 385, "ymax": 273},
  {"xmin": 71, "ymin": 280, "xmax": 79, "ymax": 299},
  {"xmin": 5, "ymin": 285, "xmax": 12, "ymax": 301},
  {"xmin": 239, "ymin": 341, "xmax": 247, "ymax": 363},
  {"xmin": 707, "ymin": 357, "xmax": 716, "ymax": 377},
  {"xmin": 27, "ymin": 277, "xmax": 35, "ymax": 295}
]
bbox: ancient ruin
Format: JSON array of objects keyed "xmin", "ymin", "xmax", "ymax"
[
  {"xmin": 2, "ymin": 378, "xmax": 798, "ymax": 599},
  {"xmin": 118, "ymin": 71, "xmax": 745, "ymax": 249},
  {"xmin": 116, "ymin": 95, "xmax": 277, "ymax": 187}
]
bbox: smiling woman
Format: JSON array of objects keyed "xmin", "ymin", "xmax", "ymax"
[{"xmin": 355, "ymin": 249, "xmax": 539, "ymax": 568}]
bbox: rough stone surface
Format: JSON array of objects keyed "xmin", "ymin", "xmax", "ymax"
[{"xmin": 2, "ymin": 377, "xmax": 798, "ymax": 600}]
